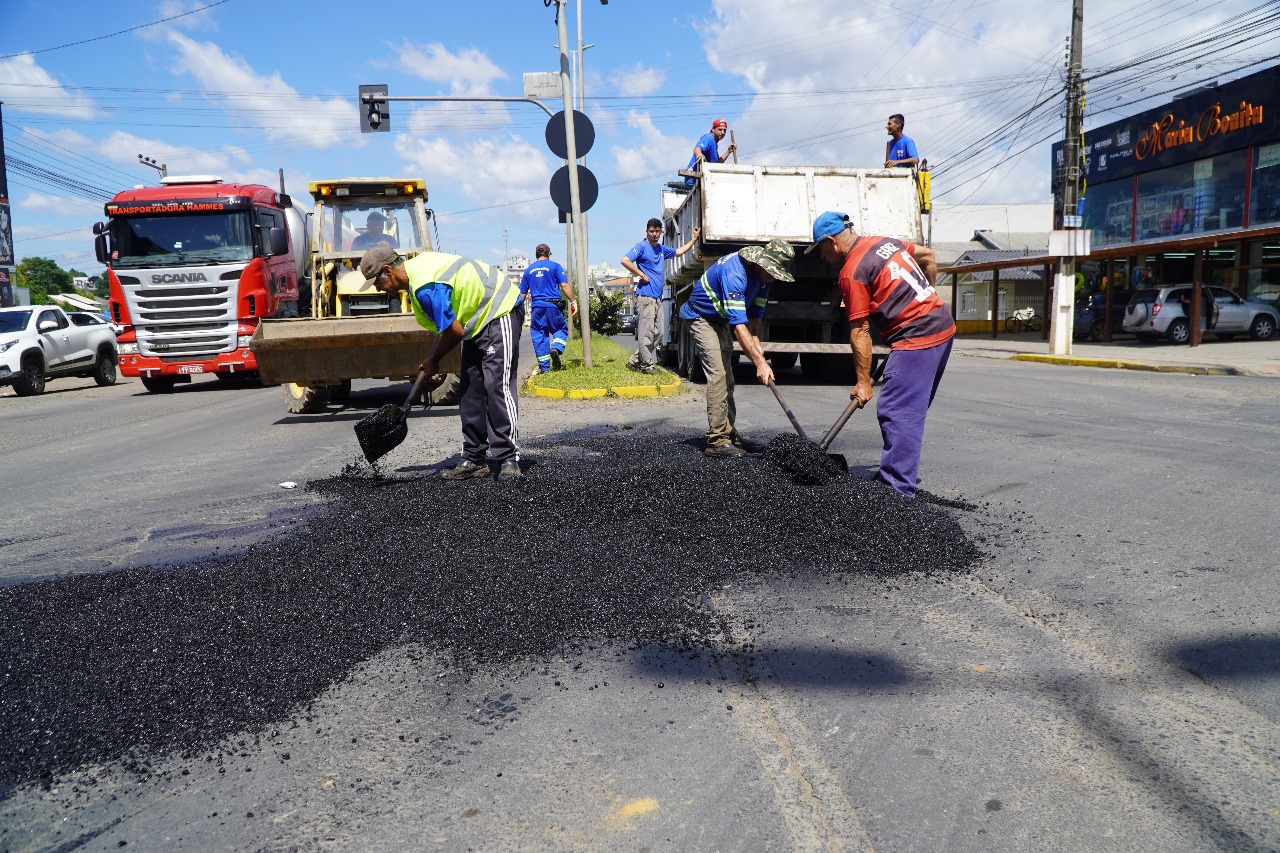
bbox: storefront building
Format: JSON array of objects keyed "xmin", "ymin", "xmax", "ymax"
[{"xmin": 1051, "ymin": 64, "xmax": 1280, "ymax": 304}]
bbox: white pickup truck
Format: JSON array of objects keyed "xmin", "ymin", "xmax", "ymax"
[{"xmin": 0, "ymin": 305, "xmax": 119, "ymax": 396}]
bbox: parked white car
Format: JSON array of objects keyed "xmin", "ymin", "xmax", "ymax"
[
  {"xmin": 0, "ymin": 305, "xmax": 119, "ymax": 396},
  {"xmin": 1122, "ymin": 285, "xmax": 1279, "ymax": 344}
]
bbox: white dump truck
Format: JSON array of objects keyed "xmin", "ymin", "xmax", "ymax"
[
  {"xmin": 249, "ymin": 177, "xmax": 461, "ymax": 413},
  {"xmin": 660, "ymin": 163, "xmax": 927, "ymax": 380}
]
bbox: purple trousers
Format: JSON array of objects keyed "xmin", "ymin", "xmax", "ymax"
[{"xmin": 874, "ymin": 338, "xmax": 952, "ymax": 499}]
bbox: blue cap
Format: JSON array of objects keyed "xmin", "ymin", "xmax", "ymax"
[{"xmin": 805, "ymin": 211, "xmax": 852, "ymax": 254}]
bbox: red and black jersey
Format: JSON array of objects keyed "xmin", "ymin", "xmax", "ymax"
[{"xmin": 838, "ymin": 236, "xmax": 955, "ymax": 350}]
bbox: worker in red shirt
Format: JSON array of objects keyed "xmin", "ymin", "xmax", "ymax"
[{"xmin": 806, "ymin": 211, "xmax": 954, "ymax": 499}]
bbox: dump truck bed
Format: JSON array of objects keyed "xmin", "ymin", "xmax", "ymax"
[{"xmin": 250, "ymin": 315, "xmax": 461, "ymax": 386}]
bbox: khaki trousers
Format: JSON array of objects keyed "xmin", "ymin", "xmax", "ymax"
[
  {"xmin": 627, "ymin": 295, "xmax": 662, "ymax": 369},
  {"xmin": 689, "ymin": 317, "xmax": 736, "ymax": 446}
]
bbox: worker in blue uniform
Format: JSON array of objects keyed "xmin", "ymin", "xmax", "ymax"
[{"xmin": 520, "ymin": 243, "xmax": 578, "ymax": 372}]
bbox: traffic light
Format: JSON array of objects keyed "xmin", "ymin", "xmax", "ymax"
[{"xmin": 359, "ymin": 84, "xmax": 389, "ymax": 133}]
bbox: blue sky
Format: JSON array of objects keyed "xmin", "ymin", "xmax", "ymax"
[{"xmin": 2, "ymin": 0, "xmax": 1277, "ymax": 277}]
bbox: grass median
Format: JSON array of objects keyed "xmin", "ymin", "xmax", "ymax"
[{"xmin": 523, "ymin": 333, "xmax": 679, "ymax": 393}]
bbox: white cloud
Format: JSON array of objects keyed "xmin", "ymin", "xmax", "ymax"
[
  {"xmin": 396, "ymin": 42, "xmax": 508, "ymax": 96},
  {"xmin": 165, "ymin": 32, "xmax": 355, "ymax": 150},
  {"xmin": 609, "ymin": 110, "xmax": 689, "ymax": 185},
  {"xmin": 157, "ymin": 0, "xmax": 220, "ymax": 33},
  {"xmin": 394, "ymin": 133, "xmax": 555, "ymax": 225},
  {"xmin": 18, "ymin": 192, "xmax": 98, "ymax": 215},
  {"xmin": 695, "ymin": 0, "xmax": 1271, "ymax": 205},
  {"xmin": 613, "ymin": 63, "xmax": 667, "ymax": 97},
  {"xmin": 0, "ymin": 54, "xmax": 97, "ymax": 119}
]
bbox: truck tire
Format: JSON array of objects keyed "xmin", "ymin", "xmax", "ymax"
[
  {"xmin": 328, "ymin": 378, "xmax": 352, "ymax": 404},
  {"xmin": 800, "ymin": 353, "xmax": 827, "ymax": 381},
  {"xmin": 13, "ymin": 355, "xmax": 46, "ymax": 396},
  {"xmin": 93, "ymin": 348, "xmax": 117, "ymax": 386},
  {"xmin": 431, "ymin": 373, "xmax": 460, "ymax": 406},
  {"xmin": 140, "ymin": 376, "xmax": 177, "ymax": 394},
  {"xmin": 770, "ymin": 353, "xmax": 797, "ymax": 370},
  {"xmin": 284, "ymin": 382, "xmax": 330, "ymax": 414}
]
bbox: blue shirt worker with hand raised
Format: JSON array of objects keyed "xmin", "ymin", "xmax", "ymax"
[
  {"xmin": 360, "ymin": 246, "xmax": 525, "ymax": 481},
  {"xmin": 621, "ymin": 218, "xmax": 700, "ymax": 374},
  {"xmin": 679, "ymin": 239, "xmax": 795, "ymax": 457},
  {"xmin": 520, "ymin": 243, "xmax": 577, "ymax": 373},
  {"xmin": 683, "ymin": 118, "xmax": 737, "ymax": 189},
  {"xmin": 884, "ymin": 114, "xmax": 919, "ymax": 168}
]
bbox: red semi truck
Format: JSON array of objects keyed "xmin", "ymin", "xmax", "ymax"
[{"xmin": 94, "ymin": 175, "xmax": 309, "ymax": 392}]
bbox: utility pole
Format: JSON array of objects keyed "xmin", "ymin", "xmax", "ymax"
[
  {"xmin": 138, "ymin": 154, "xmax": 167, "ymax": 178},
  {"xmin": 502, "ymin": 228, "xmax": 509, "ymax": 281},
  {"xmin": 575, "ymin": 0, "xmax": 592, "ymax": 292},
  {"xmin": 1051, "ymin": 0, "xmax": 1084, "ymax": 355},
  {"xmin": 555, "ymin": 0, "xmax": 592, "ymax": 367}
]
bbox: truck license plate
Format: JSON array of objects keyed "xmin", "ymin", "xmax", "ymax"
[{"xmin": 177, "ymin": 365, "xmax": 204, "ymax": 374}]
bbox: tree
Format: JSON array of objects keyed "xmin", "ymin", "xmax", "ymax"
[
  {"xmin": 575, "ymin": 289, "xmax": 625, "ymax": 337},
  {"xmin": 92, "ymin": 275, "xmax": 109, "ymax": 299},
  {"xmin": 15, "ymin": 257, "xmax": 73, "ymax": 305}
]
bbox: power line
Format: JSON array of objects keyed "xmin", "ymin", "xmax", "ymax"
[{"xmin": 0, "ymin": 1, "xmax": 233, "ymax": 60}]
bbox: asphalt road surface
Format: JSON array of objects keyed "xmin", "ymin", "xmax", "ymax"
[{"xmin": 1, "ymin": 352, "xmax": 1277, "ymax": 852}]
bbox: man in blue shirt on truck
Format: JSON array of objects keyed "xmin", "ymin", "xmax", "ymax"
[
  {"xmin": 620, "ymin": 218, "xmax": 700, "ymax": 374},
  {"xmin": 679, "ymin": 239, "xmax": 795, "ymax": 457}
]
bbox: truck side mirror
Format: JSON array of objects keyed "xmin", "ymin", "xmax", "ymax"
[
  {"xmin": 95, "ymin": 234, "xmax": 109, "ymax": 264},
  {"xmin": 269, "ymin": 227, "xmax": 288, "ymax": 257}
]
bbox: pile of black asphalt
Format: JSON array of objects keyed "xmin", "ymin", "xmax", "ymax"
[
  {"xmin": 0, "ymin": 429, "xmax": 983, "ymax": 793},
  {"xmin": 761, "ymin": 432, "xmax": 848, "ymax": 484}
]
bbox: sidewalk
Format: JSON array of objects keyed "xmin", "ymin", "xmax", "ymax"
[{"xmin": 951, "ymin": 333, "xmax": 1280, "ymax": 377}]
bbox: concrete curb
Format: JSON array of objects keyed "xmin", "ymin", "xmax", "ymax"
[
  {"xmin": 1010, "ymin": 353, "xmax": 1241, "ymax": 376},
  {"xmin": 529, "ymin": 376, "xmax": 683, "ymax": 399}
]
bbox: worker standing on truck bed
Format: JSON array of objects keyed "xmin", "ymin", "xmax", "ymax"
[
  {"xmin": 683, "ymin": 118, "xmax": 738, "ymax": 189},
  {"xmin": 806, "ymin": 211, "xmax": 952, "ymax": 499},
  {"xmin": 680, "ymin": 239, "xmax": 795, "ymax": 458},
  {"xmin": 884, "ymin": 114, "xmax": 919, "ymax": 169},
  {"xmin": 621, "ymin": 218, "xmax": 700, "ymax": 375},
  {"xmin": 520, "ymin": 243, "xmax": 577, "ymax": 373},
  {"xmin": 360, "ymin": 246, "xmax": 525, "ymax": 481}
]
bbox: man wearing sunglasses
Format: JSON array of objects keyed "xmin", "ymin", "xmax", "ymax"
[{"xmin": 359, "ymin": 246, "xmax": 525, "ymax": 480}]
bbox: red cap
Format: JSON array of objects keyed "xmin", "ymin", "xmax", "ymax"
[{"xmin": 712, "ymin": 118, "xmax": 728, "ymax": 129}]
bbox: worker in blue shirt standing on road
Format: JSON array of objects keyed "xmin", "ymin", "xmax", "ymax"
[
  {"xmin": 621, "ymin": 218, "xmax": 700, "ymax": 374},
  {"xmin": 359, "ymin": 245, "xmax": 525, "ymax": 481},
  {"xmin": 520, "ymin": 243, "xmax": 577, "ymax": 373},
  {"xmin": 680, "ymin": 239, "xmax": 795, "ymax": 457}
]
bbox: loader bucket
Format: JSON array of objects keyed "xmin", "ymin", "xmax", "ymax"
[{"xmin": 249, "ymin": 315, "xmax": 461, "ymax": 387}]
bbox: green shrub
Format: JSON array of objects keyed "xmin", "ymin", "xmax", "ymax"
[{"xmin": 575, "ymin": 290, "xmax": 625, "ymax": 337}]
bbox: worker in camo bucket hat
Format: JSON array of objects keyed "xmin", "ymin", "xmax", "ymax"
[{"xmin": 677, "ymin": 238, "xmax": 795, "ymax": 457}]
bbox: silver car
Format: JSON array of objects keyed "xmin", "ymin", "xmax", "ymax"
[{"xmin": 1123, "ymin": 285, "xmax": 1279, "ymax": 344}]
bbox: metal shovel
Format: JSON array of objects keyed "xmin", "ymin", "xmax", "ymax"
[
  {"xmin": 354, "ymin": 337, "xmax": 445, "ymax": 464},
  {"xmin": 766, "ymin": 380, "xmax": 809, "ymax": 440}
]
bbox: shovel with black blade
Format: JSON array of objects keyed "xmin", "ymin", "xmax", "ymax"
[{"xmin": 354, "ymin": 337, "xmax": 446, "ymax": 464}]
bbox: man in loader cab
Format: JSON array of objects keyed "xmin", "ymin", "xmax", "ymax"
[
  {"xmin": 359, "ymin": 246, "xmax": 525, "ymax": 481},
  {"xmin": 352, "ymin": 212, "xmax": 398, "ymax": 252}
]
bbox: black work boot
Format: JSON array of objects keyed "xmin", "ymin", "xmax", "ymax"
[
  {"xmin": 705, "ymin": 442, "xmax": 746, "ymax": 459},
  {"xmin": 497, "ymin": 459, "xmax": 524, "ymax": 480},
  {"xmin": 442, "ymin": 459, "xmax": 490, "ymax": 480},
  {"xmin": 550, "ymin": 349, "xmax": 562, "ymax": 371}
]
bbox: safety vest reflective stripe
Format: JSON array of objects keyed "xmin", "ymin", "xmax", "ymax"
[
  {"xmin": 406, "ymin": 253, "xmax": 519, "ymax": 339},
  {"xmin": 697, "ymin": 271, "xmax": 730, "ymax": 320},
  {"xmin": 462, "ymin": 261, "xmax": 515, "ymax": 338}
]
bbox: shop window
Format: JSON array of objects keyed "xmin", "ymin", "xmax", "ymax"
[
  {"xmin": 1250, "ymin": 144, "xmax": 1280, "ymax": 226},
  {"xmin": 1136, "ymin": 151, "xmax": 1248, "ymax": 239},
  {"xmin": 1082, "ymin": 178, "xmax": 1133, "ymax": 246}
]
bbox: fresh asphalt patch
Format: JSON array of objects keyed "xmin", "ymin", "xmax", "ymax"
[{"xmin": 0, "ymin": 428, "xmax": 983, "ymax": 795}]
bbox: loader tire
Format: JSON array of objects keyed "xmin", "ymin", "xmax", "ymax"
[{"xmin": 284, "ymin": 382, "xmax": 330, "ymax": 414}]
